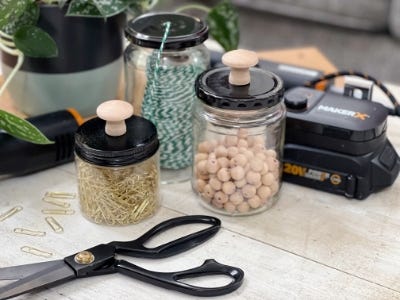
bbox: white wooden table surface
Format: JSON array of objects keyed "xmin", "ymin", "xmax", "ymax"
[
  {"xmin": 1, "ymin": 122, "xmax": 400, "ymax": 300},
  {"xmin": 1, "ymin": 89, "xmax": 400, "ymax": 299}
]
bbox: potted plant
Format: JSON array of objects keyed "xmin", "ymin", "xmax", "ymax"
[
  {"xmin": 0, "ymin": 0, "xmax": 138, "ymax": 118},
  {"xmin": 0, "ymin": 0, "xmax": 239, "ymax": 144}
]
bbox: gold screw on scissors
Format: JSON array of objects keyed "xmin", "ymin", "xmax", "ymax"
[{"xmin": 74, "ymin": 251, "xmax": 95, "ymax": 265}]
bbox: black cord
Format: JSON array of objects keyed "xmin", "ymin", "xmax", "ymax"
[{"xmin": 304, "ymin": 70, "xmax": 400, "ymax": 117}]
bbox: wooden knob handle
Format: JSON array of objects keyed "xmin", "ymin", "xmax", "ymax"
[
  {"xmin": 222, "ymin": 49, "xmax": 259, "ymax": 86},
  {"xmin": 96, "ymin": 100, "xmax": 134, "ymax": 136}
]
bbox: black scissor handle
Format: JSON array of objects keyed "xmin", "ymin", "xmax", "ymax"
[
  {"xmin": 116, "ymin": 259, "xmax": 244, "ymax": 297},
  {"xmin": 109, "ymin": 215, "xmax": 221, "ymax": 258}
]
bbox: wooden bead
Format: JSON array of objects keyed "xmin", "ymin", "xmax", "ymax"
[
  {"xmin": 209, "ymin": 177, "xmax": 222, "ymax": 191},
  {"xmin": 203, "ymin": 184, "xmax": 215, "ymax": 198},
  {"xmin": 224, "ymin": 201, "xmax": 236, "ymax": 213},
  {"xmin": 237, "ymin": 139, "xmax": 248, "ymax": 148},
  {"xmin": 196, "ymin": 179, "xmax": 206, "ymax": 192},
  {"xmin": 206, "ymin": 156, "xmax": 220, "ymax": 174},
  {"xmin": 272, "ymin": 169, "xmax": 280, "ymax": 179},
  {"xmin": 214, "ymin": 191, "xmax": 228, "ymax": 204},
  {"xmin": 222, "ymin": 181, "xmax": 236, "ymax": 195},
  {"xmin": 262, "ymin": 173, "xmax": 275, "ymax": 186},
  {"xmin": 217, "ymin": 157, "xmax": 230, "ymax": 168},
  {"xmin": 242, "ymin": 184, "xmax": 256, "ymax": 198},
  {"xmin": 250, "ymin": 158, "xmax": 264, "ymax": 172},
  {"xmin": 225, "ymin": 136, "xmax": 238, "ymax": 147},
  {"xmin": 215, "ymin": 145, "xmax": 228, "ymax": 158},
  {"xmin": 198, "ymin": 141, "xmax": 213, "ymax": 153},
  {"xmin": 248, "ymin": 195, "xmax": 262, "ymax": 209},
  {"xmin": 195, "ymin": 152, "xmax": 208, "ymax": 163},
  {"xmin": 230, "ymin": 153, "xmax": 248, "ymax": 167},
  {"xmin": 237, "ymin": 128, "xmax": 249, "ymax": 138},
  {"xmin": 245, "ymin": 170, "xmax": 261, "ymax": 185},
  {"xmin": 266, "ymin": 157, "xmax": 279, "ymax": 172},
  {"xmin": 270, "ymin": 181, "xmax": 280, "ymax": 195},
  {"xmin": 237, "ymin": 202, "xmax": 250, "ymax": 213},
  {"xmin": 255, "ymin": 180, "xmax": 262, "ymax": 189},
  {"xmin": 265, "ymin": 149, "xmax": 277, "ymax": 158},
  {"xmin": 196, "ymin": 173, "xmax": 209, "ymax": 181},
  {"xmin": 252, "ymin": 136, "xmax": 265, "ymax": 145},
  {"xmin": 243, "ymin": 150, "xmax": 254, "ymax": 160},
  {"xmin": 217, "ymin": 168, "xmax": 231, "ymax": 182},
  {"xmin": 235, "ymin": 178, "xmax": 247, "ymax": 188},
  {"xmin": 257, "ymin": 186, "xmax": 271, "ymax": 200},
  {"xmin": 261, "ymin": 162, "xmax": 269, "ymax": 175},
  {"xmin": 227, "ymin": 146, "xmax": 239, "ymax": 159},
  {"xmin": 231, "ymin": 166, "xmax": 245, "ymax": 181},
  {"xmin": 253, "ymin": 143, "xmax": 266, "ymax": 153},
  {"xmin": 197, "ymin": 160, "xmax": 208, "ymax": 175},
  {"xmin": 229, "ymin": 191, "xmax": 244, "ymax": 205},
  {"xmin": 238, "ymin": 147, "xmax": 247, "ymax": 154},
  {"xmin": 255, "ymin": 152, "xmax": 266, "ymax": 161}
]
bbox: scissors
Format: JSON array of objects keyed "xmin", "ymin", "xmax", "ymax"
[{"xmin": 0, "ymin": 215, "xmax": 244, "ymax": 299}]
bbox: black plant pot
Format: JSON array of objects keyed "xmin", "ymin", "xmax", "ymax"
[{"xmin": 2, "ymin": 5, "xmax": 126, "ymax": 117}]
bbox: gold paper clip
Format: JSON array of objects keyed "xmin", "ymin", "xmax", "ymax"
[
  {"xmin": 45, "ymin": 216, "xmax": 63, "ymax": 233},
  {"xmin": 41, "ymin": 209, "xmax": 75, "ymax": 215},
  {"xmin": 14, "ymin": 228, "xmax": 46, "ymax": 237},
  {"xmin": 44, "ymin": 192, "xmax": 76, "ymax": 199},
  {"xmin": 20, "ymin": 246, "xmax": 53, "ymax": 258},
  {"xmin": 0, "ymin": 206, "xmax": 23, "ymax": 222},
  {"xmin": 42, "ymin": 197, "xmax": 70, "ymax": 208}
]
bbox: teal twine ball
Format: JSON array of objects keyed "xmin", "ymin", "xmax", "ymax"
[{"xmin": 142, "ymin": 54, "xmax": 207, "ymax": 170}]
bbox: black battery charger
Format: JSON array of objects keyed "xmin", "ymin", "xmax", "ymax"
[{"xmin": 283, "ymin": 86, "xmax": 400, "ymax": 199}]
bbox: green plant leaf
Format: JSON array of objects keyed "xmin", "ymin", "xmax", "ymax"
[
  {"xmin": 0, "ymin": 110, "xmax": 53, "ymax": 144},
  {"xmin": 127, "ymin": 0, "xmax": 158, "ymax": 15},
  {"xmin": 14, "ymin": 25, "xmax": 58, "ymax": 57},
  {"xmin": 1, "ymin": 1, "xmax": 39, "ymax": 35},
  {"xmin": 207, "ymin": 0, "xmax": 239, "ymax": 51},
  {"xmin": 66, "ymin": 0, "xmax": 103, "ymax": 17},
  {"xmin": 0, "ymin": 0, "xmax": 30, "ymax": 30},
  {"xmin": 91, "ymin": 0, "xmax": 127, "ymax": 18}
]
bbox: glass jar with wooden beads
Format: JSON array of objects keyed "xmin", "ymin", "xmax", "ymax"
[
  {"xmin": 75, "ymin": 100, "xmax": 160, "ymax": 225},
  {"xmin": 192, "ymin": 49, "xmax": 286, "ymax": 216}
]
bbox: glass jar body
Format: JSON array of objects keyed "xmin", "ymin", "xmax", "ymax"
[
  {"xmin": 124, "ymin": 44, "xmax": 209, "ymax": 183},
  {"xmin": 192, "ymin": 101, "xmax": 286, "ymax": 216},
  {"xmin": 75, "ymin": 152, "xmax": 160, "ymax": 225}
]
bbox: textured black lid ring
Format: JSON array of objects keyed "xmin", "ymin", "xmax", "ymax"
[
  {"xmin": 125, "ymin": 12, "xmax": 209, "ymax": 50},
  {"xmin": 196, "ymin": 67, "xmax": 284, "ymax": 111},
  {"xmin": 75, "ymin": 116, "xmax": 159, "ymax": 167}
]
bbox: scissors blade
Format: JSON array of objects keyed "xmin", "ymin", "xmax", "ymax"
[
  {"xmin": 0, "ymin": 261, "xmax": 60, "ymax": 280},
  {"xmin": 0, "ymin": 260, "xmax": 76, "ymax": 300}
]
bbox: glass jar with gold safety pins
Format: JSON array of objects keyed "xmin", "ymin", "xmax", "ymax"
[{"xmin": 75, "ymin": 100, "xmax": 160, "ymax": 225}]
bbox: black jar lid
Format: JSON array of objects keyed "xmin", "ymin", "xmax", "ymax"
[
  {"xmin": 196, "ymin": 67, "xmax": 284, "ymax": 110},
  {"xmin": 125, "ymin": 12, "xmax": 208, "ymax": 50},
  {"xmin": 75, "ymin": 116, "xmax": 159, "ymax": 167}
]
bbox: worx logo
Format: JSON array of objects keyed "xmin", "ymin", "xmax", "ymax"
[{"xmin": 317, "ymin": 105, "xmax": 370, "ymax": 120}]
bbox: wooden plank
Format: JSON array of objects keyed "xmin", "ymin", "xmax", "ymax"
[
  {"xmin": 0, "ymin": 168, "xmax": 399, "ymax": 299},
  {"xmin": 257, "ymin": 46, "xmax": 337, "ymax": 74}
]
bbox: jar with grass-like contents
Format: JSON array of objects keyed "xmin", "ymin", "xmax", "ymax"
[
  {"xmin": 192, "ymin": 49, "xmax": 286, "ymax": 216},
  {"xmin": 75, "ymin": 100, "xmax": 160, "ymax": 225}
]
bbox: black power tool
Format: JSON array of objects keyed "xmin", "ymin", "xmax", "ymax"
[{"xmin": 283, "ymin": 86, "xmax": 400, "ymax": 199}]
